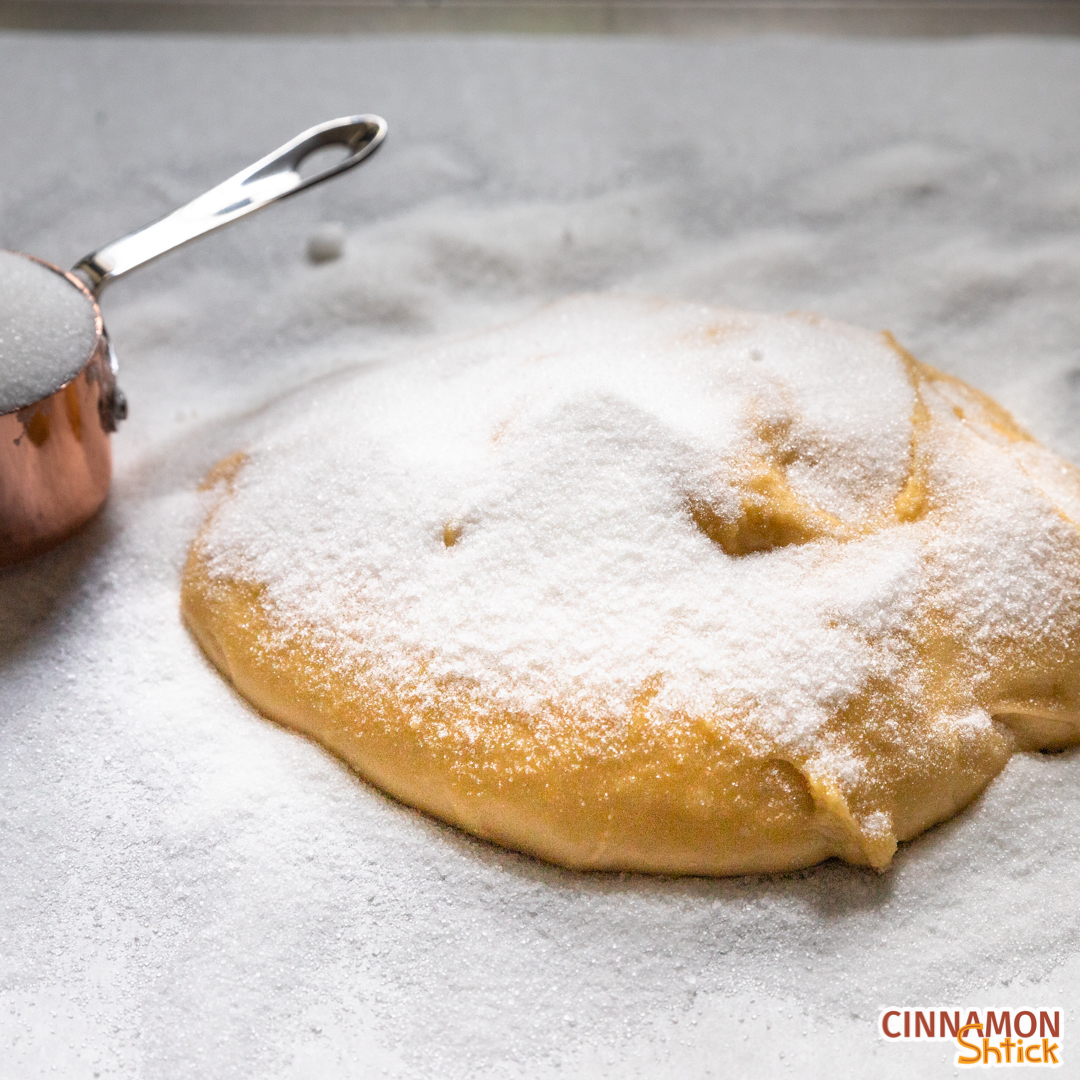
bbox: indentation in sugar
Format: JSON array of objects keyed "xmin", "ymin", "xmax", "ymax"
[{"xmin": 0, "ymin": 250, "xmax": 97, "ymax": 415}]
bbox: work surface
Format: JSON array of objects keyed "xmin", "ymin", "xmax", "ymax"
[{"xmin": 2, "ymin": 31, "xmax": 1079, "ymax": 1079}]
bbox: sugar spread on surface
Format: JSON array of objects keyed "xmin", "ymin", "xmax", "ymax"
[
  {"xmin": 0, "ymin": 249, "xmax": 97, "ymax": 415},
  {"xmin": 9, "ymin": 33, "xmax": 1080, "ymax": 1080},
  {"xmin": 198, "ymin": 295, "xmax": 1080, "ymax": 765}
]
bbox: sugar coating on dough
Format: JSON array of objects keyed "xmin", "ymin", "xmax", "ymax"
[{"xmin": 183, "ymin": 295, "xmax": 1080, "ymax": 875}]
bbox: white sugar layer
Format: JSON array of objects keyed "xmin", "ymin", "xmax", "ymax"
[
  {"xmin": 201, "ymin": 295, "xmax": 1074, "ymax": 756},
  {"xmin": 0, "ymin": 250, "xmax": 97, "ymax": 415}
]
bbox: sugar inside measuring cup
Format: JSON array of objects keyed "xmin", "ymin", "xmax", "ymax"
[{"xmin": 0, "ymin": 114, "xmax": 386, "ymax": 568}]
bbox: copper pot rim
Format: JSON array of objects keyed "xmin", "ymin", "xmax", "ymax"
[{"xmin": 1, "ymin": 248, "xmax": 106, "ymax": 419}]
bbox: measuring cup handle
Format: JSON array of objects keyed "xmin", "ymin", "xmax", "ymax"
[{"xmin": 73, "ymin": 114, "xmax": 387, "ymax": 295}]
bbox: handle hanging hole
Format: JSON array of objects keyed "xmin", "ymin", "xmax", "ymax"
[{"xmin": 297, "ymin": 143, "xmax": 354, "ymax": 182}]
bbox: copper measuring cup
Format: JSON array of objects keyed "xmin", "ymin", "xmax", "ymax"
[{"xmin": 0, "ymin": 114, "xmax": 387, "ymax": 567}]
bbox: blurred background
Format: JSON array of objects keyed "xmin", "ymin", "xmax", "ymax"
[{"xmin": 1, "ymin": 0, "xmax": 1078, "ymax": 36}]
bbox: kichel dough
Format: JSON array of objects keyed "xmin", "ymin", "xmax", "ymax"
[{"xmin": 182, "ymin": 296, "xmax": 1080, "ymax": 875}]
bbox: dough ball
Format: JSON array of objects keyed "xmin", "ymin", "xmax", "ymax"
[{"xmin": 181, "ymin": 295, "xmax": 1080, "ymax": 875}]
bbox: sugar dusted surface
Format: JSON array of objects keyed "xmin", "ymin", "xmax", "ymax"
[
  {"xmin": 3, "ymin": 32, "xmax": 1080, "ymax": 1080},
  {"xmin": 0, "ymin": 251, "xmax": 97, "ymax": 414},
  {"xmin": 202, "ymin": 299, "xmax": 922, "ymax": 736}
]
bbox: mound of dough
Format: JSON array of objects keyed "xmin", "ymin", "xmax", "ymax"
[{"xmin": 182, "ymin": 295, "xmax": 1080, "ymax": 875}]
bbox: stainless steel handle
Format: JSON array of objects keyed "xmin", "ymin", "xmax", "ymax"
[{"xmin": 73, "ymin": 114, "xmax": 387, "ymax": 295}]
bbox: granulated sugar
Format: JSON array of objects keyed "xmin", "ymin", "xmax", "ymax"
[
  {"xmin": 3, "ymin": 32, "xmax": 1080, "ymax": 1080},
  {"xmin": 201, "ymin": 300, "xmax": 927, "ymax": 728},
  {"xmin": 195, "ymin": 293, "xmax": 1080, "ymax": 783},
  {"xmin": 0, "ymin": 250, "xmax": 97, "ymax": 414}
]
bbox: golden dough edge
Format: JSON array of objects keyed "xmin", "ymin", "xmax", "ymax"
[
  {"xmin": 180, "ymin": 541, "xmax": 1028, "ymax": 878},
  {"xmin": 181, "ymin": 547, "xmax": 863, "ymax": 876}
]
